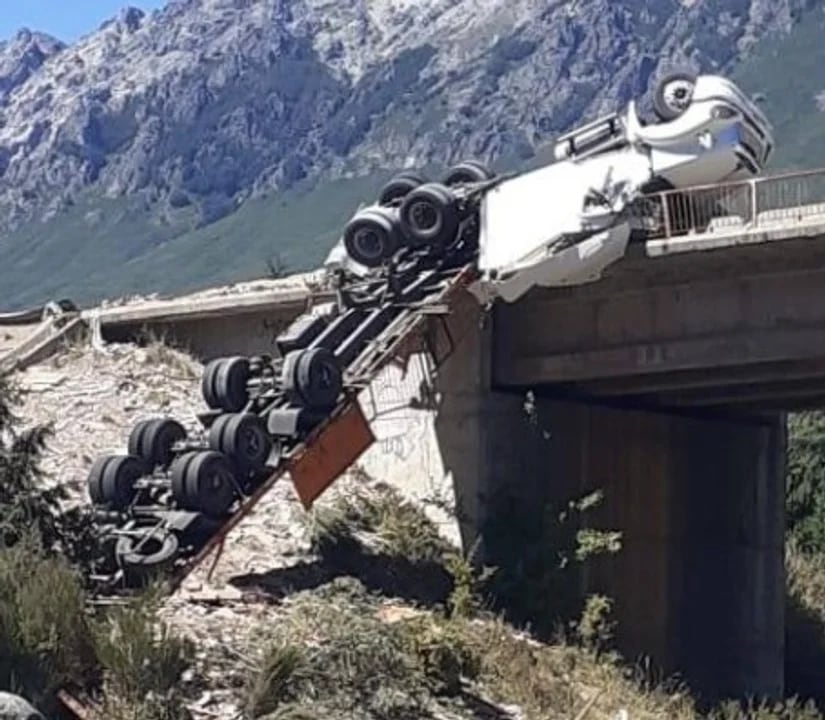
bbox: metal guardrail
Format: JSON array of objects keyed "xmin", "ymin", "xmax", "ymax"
[{"xmin": 634, "ymin": 167, "xmax": 825, "ymax": 240}]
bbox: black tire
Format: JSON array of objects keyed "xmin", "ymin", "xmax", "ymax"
[
  {"xmin": 170, "ymin": 451, "xmax": 199, "ymax": 504},
  {"xmin": 208, "ymin": 413, "xmax": 272, "ymax": 474},
  {"xmin": 215, "ymin": 356, "xmax": 250, "ymax": 413},
  {"xmin": 465, "ymin": 160, "xmax": 496, "ymax": 179},
  {"xmin": 343, "ymin": 208, "xmax": 401, "ymax": 268},
  {"xmin": 115, "ymin": 526, "xmax": 179, "ymax": 585},
  {"xmin": 201, "ymin": 358, "xmax": 223, "ymax": 408},
  {"xmin": 100, "ymin": 455, "xmax": 145, "ymax": 510},
  {"xmin": 127, "ymin": 419, "xmax": 153, "ymax": 459},
  {"xmin": 378, "ymin": 172, "xmax": 427, "ymax": 206},
  {"xmin": 87, "ymin": 455, "xmax": 117, "ymax": 505},
  {"xmin": 295, "ymin": 347, "xmax": 343, "ymax": 410},
  {"xmin": 653, "ymin": 71, "xmax": 697, "ymax": 122},
  {"xmin": 144, "ymin": 418, "xmax": 186, "ymax": 468},
  {"xmin": 171, "ymin": 450, "xmax": 237, "ymax": 518},
  {"xmin": 399, "ymin": 183, "xmax": 460, "ymax": 249},
  {"xmin": 443, "ymin": 161, "xmax": 494, "ymax": 186}
]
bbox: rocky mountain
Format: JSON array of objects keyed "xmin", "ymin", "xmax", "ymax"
[{"xmin": 0, "ymin": 0, "xmax": 820, "ymax": 308}]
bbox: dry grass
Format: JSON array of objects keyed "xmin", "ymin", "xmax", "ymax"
[
  {"xmin": 292, "ymin": 483, "xmax": 825, "ymax": 720},
  {"xmin": 238, "ymin": 577, "xmax": 825, "ymax": 720},
  {"xmin": 92, "ymin": 585, "xmax": 195, "ymax": 710},
  {"xmin": 244, "ymin": 579, "xmax": 431, "ymax": 719},
  {"xmin": 786, "ymin": 540, "xmax": 825, "ymax": 702},
  {"xmin": 307, "ymin": 481, "xmax": 453, "ymax": 564},
  {"xmin": 306, "ymin": 481, "xmax": 494, "ymax": 619},
  {"xmin": 139, "ymin": 329, "xmax": 199, "ymax": 380}
]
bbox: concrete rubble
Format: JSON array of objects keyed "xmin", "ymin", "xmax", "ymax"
[{"xmin": 16, "ymin": 342, "xmax": 204, "ymax": 503}]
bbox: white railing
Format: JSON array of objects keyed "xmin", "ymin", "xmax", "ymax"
[{"xmin": 633, "ymin": 167, "xmax": 825, "ymax": 240}]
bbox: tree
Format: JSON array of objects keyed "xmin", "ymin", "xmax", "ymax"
[{"xmin": 0, "ymin": 374, "xmax": 94, "ymax": 562}]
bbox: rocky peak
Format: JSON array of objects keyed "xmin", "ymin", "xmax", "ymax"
[{"xmin": 0, "ymin": 28, "xmax": 64, "ymax": 104}]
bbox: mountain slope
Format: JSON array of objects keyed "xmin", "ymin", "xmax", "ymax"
[{"xmin": 0, "ymin": 0, "xmax": 819, "ymax": 308}]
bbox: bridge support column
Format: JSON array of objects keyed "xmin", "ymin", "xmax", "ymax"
[
  {"xmin": 357, "ymin": 294, "xmax": 785, "ymax": 701},
  {"xmin": 458, "ymin": 390, "xmax": 787, "ymax": 701},
  {"xmin": 551, "ymin": 404, "xmax": 787, "ymax": 701}
]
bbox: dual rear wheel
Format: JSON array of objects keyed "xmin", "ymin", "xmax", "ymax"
[{"xmin": 344, "ymin": 160, "xmax": 495, "ymax": 268}]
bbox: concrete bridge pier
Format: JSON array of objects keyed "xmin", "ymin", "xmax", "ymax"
[{"xmin": 376, "ymin": 295, "xmax": 787, "ymax": 702}]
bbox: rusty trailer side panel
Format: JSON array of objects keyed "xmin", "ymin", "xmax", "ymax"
[{"xmin": 288, "ymin": 399, "xmax": 376, "ymax": 509}]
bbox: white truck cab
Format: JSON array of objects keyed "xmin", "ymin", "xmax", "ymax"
[{"xmin": 470, "ymin": 71, "xmax": 774, "ymax": 304}]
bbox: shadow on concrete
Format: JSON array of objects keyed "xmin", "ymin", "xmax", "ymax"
[{"xmin": 229, "ymin": 541, "xmax": 453, "ymax": 609}]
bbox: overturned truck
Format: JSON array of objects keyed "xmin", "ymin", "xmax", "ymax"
[{"xmin": 83, "ymin": 71, "xmax": 774, "ymax": 591}]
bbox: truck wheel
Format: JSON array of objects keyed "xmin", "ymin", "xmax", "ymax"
[
  {"xmin": 208, "ymin": 413, "xmax": 272, "ymax": 474},
  {"xmin": 215, "ymin": 356, "xmax": 251, "ymax": 413},
  {"xmin": 654, "ymin": 71, "xmax": 697, "ymax": 122},
  {"xmin": 170, "ymin": 451, "xmax": 199, "ymax": 504},
  {"xmin": 379, "ymin": 172, "xmax": 427, "ymax": 206},
  {"xmin": 294, "ymin": 347, "xmax": 343, "ymax": 410},
  {"xmin": 171, "ymin": 450, "xmax": 237, "ymax": 518},
  {"xmin": 127, "ymin": 419, "xmax": 153, "ymax": 459},
  {"xmin": 129, "ymin": 418, "xmax": 186, "ymax": 469},
  {"xmin": 87, "ymin": 455, "xmax": 116, "ymax": 506},
  {"xmin": 115, "ymin": 526, "xmax": 179, "ymax": 586},
  {"xmin": 343, "ymin": 208, "xmax": 401, "ymax": 267},
  {"xmin": 399, "ymin": 183, "xmax": 459, "ymax": 249},
  {"xmin": 95, "ymin": 455, "xmax": 145, "ymax": 511},
  {"xmin": 443, "ymin": 161, "xmax": 494, "ymax": 186},
  {"xmin": 201, "ymin": 358, "xmax": 223, "ymax": 408}
]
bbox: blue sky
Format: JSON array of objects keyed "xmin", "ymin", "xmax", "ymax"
[{"xmin": 0, "ymin": 1, "xmax": 168, "ymax": 43}]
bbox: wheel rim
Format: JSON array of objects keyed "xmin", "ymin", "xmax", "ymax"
[
  {"xmin": 317, "ymin": 362, "xmax": 334, "ymax": 391},
  {"xmin": 134, "ymin": 537, "xmax": 163, "ymax": 558},
  {"xmin": 409, "ymin": 200, "xmax": 441, "ymax": 234},
  {"xmin": 662, "ymin": 79, "xmax": 694, "ymax": 114},
  {"xmin": 353, "ymin": 226, "xmax": 384, "ymax": 261},
  {"xmin": 242, "ymin": 426, "xmax": 262, "ymax": 457},
  {"xmin": 207, "ymin": 467, "xmax": 231, "ymax": 493},
  {"xmin": 449, "ymin": 172, "xmax": 474, "ymax": 185}
]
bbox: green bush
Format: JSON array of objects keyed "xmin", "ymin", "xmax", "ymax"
[
  {"xmin": 481, "ymin": 487, "xmax": 623, "ymax": 636},
  {"xmin": 93, "ymin": 586, "xmax": 194, "ymax": 707},
  {"xmin": 787, "ymin": 412, "xmax": 825, "ymax": 553},
  {"xmin": 0, "ymin": 541, "xmax": 98, "ymax": 701}
]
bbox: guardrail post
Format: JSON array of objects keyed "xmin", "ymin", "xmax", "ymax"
[
  {"xmin": 750, "ymin": 179, "xmax": 758, "ymax": 228},
  {"xmin": 662, "ymin": 192, "xmax": 672, "ymax": 238}
]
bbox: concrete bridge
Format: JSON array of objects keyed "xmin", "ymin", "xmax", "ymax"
[{"xmin": 6, "ymin": 166, "xmax": 825, "ymax": 702}]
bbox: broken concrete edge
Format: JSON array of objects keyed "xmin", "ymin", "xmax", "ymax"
[
  {"xmin": 0, "ymin": 316, "xmax": 87, "ymax": 375},
  {"xmin": 0, "ymin": 282, "xmax": 337, "ymax": 374},
  {"xmin": 83, "ymin": 285, "xmax": 337, "ymax": 326}
]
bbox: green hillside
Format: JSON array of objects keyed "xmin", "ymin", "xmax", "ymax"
[{"xmin": 0, "ymin": 174, "xmax": 389, "ymax": 308}]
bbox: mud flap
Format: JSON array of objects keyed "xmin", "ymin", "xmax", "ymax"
[{"xmin": 288, "ymin": 400, "xmax": 376, "ymax": 509}]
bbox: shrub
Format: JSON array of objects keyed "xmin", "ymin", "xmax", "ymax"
[
  {"xmin": 92, "ymin": 586, "xmax": 194, "ymax": 708},
  {"xmin": 481, "ymin": 487, "xmax": 623, "ymax": 636},
  {"xmin": 787, "ymin": 412, "xmax": 825, "ymax": 553},
  {"xmin": 0, "ymin": 541, "xmax": 98, "ymax": 702}
]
